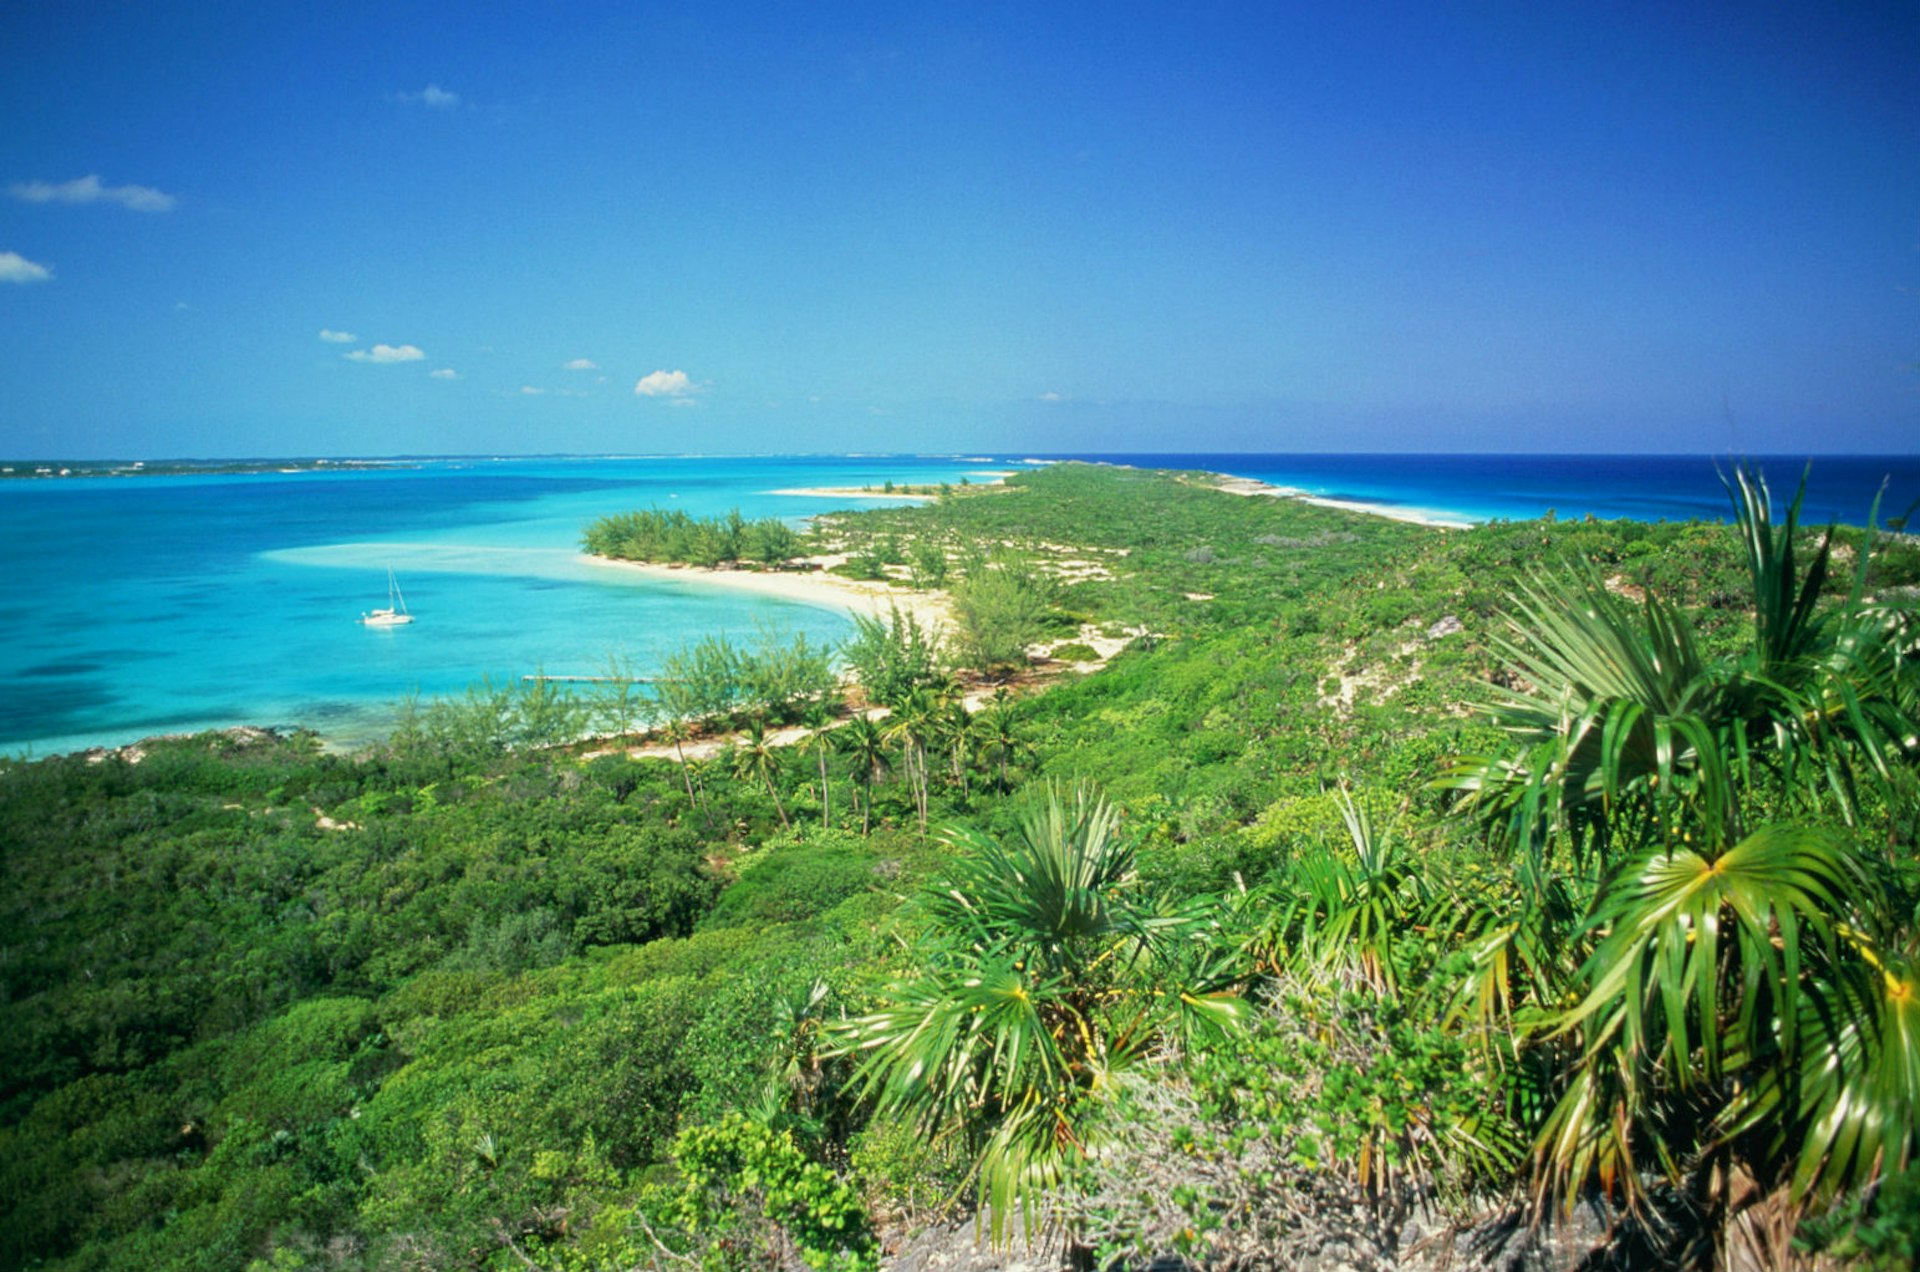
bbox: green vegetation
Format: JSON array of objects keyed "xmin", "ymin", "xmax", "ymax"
[
  {"xmin": 582, "ymin": 506, "xmax": 804, "ymax": 568},
  {"xmin": 3, "ymin": 462, "xmax": 1914, "ymax": 1270}
]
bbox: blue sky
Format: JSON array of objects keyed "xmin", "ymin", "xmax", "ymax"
[{"xmin": 2, "ymin": 2, "xmax": 1915, "ymax": 458}]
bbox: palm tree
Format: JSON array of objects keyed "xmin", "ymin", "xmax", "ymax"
[
  {"xmin": 802, "ymin": 702, "xmax": 837, "ymax": 829},
  {"xmin": 941, "ymin": 699, "xmax": 979, "ymax": 802},
  {"xmin": 1244, "ymin": 791, "xmax": 1427, "ymax": 995},
  {"xmin": 732, "ymin": 720, "xmax": 791, "ymax": 829},
  {"xmin": 884, "ymin": 687, "xmax": 942, "ymax": 832},
  {"xmin": 832, "ymin": 781, "xmax": 1244, "ymax": 1243},
  {"xmin": 659, "ymin": 716, "xmax": 702, "ymax": 811},
  {"xmin": 979, "ymin": 691, "xmax": 1031, "ymax": 792},
  {"xmin": 1440, "ymin": 467, "xmax": 1919, "ymax": 1263},
  {"xmin": 835, "ymin": 714, "xmax": 890, "ymax": 835}
]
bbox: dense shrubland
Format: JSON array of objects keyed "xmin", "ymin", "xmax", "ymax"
[
  {"xmin": 3, "ymin": 463, "xmax": 1916, "ymax": 1271},
  {"xmin": 582, "ymin": 507, "xmax": 803, "ymax": 568}
]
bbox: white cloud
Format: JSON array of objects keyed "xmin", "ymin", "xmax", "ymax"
[
  {"xmin": 634, "ymin": 368, "xmax": 695, "ymax": 398},
  {"xmin": 10, "ymin": 174, "xmax": 176, "ymax": 212},
  {"xmin": 0, "ymin": 251, "xmax": 53, "ymax": 283},
  {"xmin": 1038, "ymin": 391, "xmax": 1064, "ymax": 402},
  {"xmin": 519, "ymin": 385, "xmax": 546, "ymax": 395},
  {"xmin": 395, "ymin": 84, "xmax": 460, "ymax": 108},
  {"xmin": 344, "ymin": 343, "xmax": 426, "ymax": 364},
  {"xmin": 318, "ymin": 328, "xmax": 357, "ymax": 343},
  {"xmin": 429, "ymin": 368, "xmax": 459, "ymax": 379},
  {"xmin": 562, "ymin": 358, "xmax": 599, "ymax": 371}
]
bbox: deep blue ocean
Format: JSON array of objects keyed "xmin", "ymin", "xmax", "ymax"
[
  {"xmin": 1052, "ymin": 453, "xmax": 1920, "ymax": 529},
  {"xmin": 3, "ymin": 451, "xmax": 1915, "ymax": 756}
]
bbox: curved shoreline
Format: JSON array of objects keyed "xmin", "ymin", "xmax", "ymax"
[
  {"xmin": 1207, "ymin": 473, "xmax": 1475, "ymax": 529},
  {"xmin": 578, "ymin": 554, "xmax": 952, "ymax": 634}
]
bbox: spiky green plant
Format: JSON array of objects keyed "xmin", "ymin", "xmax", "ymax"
[
  {"xmin": 1243, "ymin": 791, "xmax": 1430, "ymax": 995},
  {"xmin": 1439, "ymin": 466, "xmax": 1919, "ymax": 1261},
  {"xmin": 832, "ymin": 781, "xmax": 1244, "ymax": 1244}
]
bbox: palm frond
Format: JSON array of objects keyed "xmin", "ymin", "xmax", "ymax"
[{"xmin": 1531, "ymin": 825, "xmax": 1872, "ymax": 1207}]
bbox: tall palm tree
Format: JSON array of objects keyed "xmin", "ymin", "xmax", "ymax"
[
  {"xmin": 835, "ymin": 714, "xmax": 890, "ymax": 835},
  {"xmin": 833, "ymin": 781, "xmax": 1244, "ymax": 1243},
  {"xmin": 884, "ymin": 688, "xmax": 942, "ymax": 833},
  {"xmin": 802, "ymin": 702, "xmax": 836, "ymax": 829},
  {"xmin": 659, "ymin": 716, "xmax": 702, "ymax": 811},
  {"xmin": 732, "ymin": 720, "xmax": 791, "ymax": 830},
  {"xmin": 979, "ymin": 691, "xmax": 1031, "ymax": 793},
  {"xmin": 941, "ymin": 699, "xmax": 979, "ymax": 802}
]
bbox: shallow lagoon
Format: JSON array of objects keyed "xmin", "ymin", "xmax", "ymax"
[
  {"xmin": 7, "ymin": 451, "xmax": 1915, "ymax": 756},
  {"xmin": 0, "ymin": 455, "xmax": 1000, "ymax": 755}
]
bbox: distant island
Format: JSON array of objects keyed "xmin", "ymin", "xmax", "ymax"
[{"xmin": 0, "ymin": 456, "xmax": 440, "ymax": 479}]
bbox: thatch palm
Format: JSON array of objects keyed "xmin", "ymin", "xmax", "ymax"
[
  {"xmin": 979, "ymin": 691, "xmax": 1031, "ymax": 792},
  {"xmin": 1244, "ymin": 792, "xmax": 1428, "ymax": 995},
  {"xmin": 731, "ymin": 720, "xmax": 791, "ymax": 829},
  {"xmin": 1449, "ymin": 467, "xmax": 1915, "ymax": 866},
  {"xmin": 802, "ymin": 702, "xmax": 836, "ymax": 828},
  {"xmin": 834, "ymin": 781, "xmax": 1243, "ymax": 1242},
  {"xmin": 834, "ymin": 714, "xmax": 890, "ymax": 835},
  {"xmin": 884, "ymin": 687, "xmax": 942, "ymax": 832},
  {"xmin": 1441, "ymin": 467, "xmax": 1919, "ymax": 1258},
  {"xmin": 941, "ymin": 699, "xmax": 980, "ymax": 801}
]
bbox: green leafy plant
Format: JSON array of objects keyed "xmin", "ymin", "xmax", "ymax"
[
  {"xmin": 833, "ymin": 781, "xmax": 1245, "ymax": 1243},
  {"xmin": 647, "ymin": 1113, "xmax": 877, "ymax": 1272}
]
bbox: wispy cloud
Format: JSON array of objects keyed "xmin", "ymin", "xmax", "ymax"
[
  {"xmin": 634, "ymin": 368, "xmax": 695, "ymax": 398},
  {"xmin": 318, "ymin": 328, "xmax": 357, "ymax": 343},
  {"xmin": 563, "ymin": 358, "xmax": 599, "ymax": 371},
  {"xmin": 1038, "ymin": 391, "xmax": 1065, "ymax": 402},
  {"xmin": 10, "ymin": 174, "xmax": 176, "ymax": 212},
  {"xmin": 393, "ymin": 84, "xmax": 460, "ymax": 109},
  {"xmin": 0, "ymin": 250, "xmax": 53, "ymax": 284},
  {"xmin": 345, "ymin": 343, "xmax": 425, "ymax": 364},
  {"xmin": 519, "ymin": 385, "xmax": 546, "ymax": 395},
  {"xmin": 429, "ymin": 368, "xmax": 459, "ymax": 379}
]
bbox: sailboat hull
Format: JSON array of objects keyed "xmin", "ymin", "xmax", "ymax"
[{"xmin": 362, "ymin": 568, "xmax": 414, "ymax": 626}]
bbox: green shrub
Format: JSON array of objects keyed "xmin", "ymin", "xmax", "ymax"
[
  {"xmin": 701, "ymin": 831, "xmax": 879, "ymax": 930},
  {"xmin": 644, "ymin": 1113, "xmax": 876, "ymax": 1272}
]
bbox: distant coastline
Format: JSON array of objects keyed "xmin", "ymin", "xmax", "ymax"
[
  {"xmin": 0, "ymin": 457, "xmax": 436, "ymax": 480},
  {"xmin": 1205, "ymin": 473, "xmax": 1475, "ymax": 529}
]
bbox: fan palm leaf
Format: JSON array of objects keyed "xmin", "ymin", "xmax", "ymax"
[
  {"xmin": 1732, "ymin": 937, "xmax": 1920, "ymax": 1203},
  {"xmin": 833, "ymin": 781, "xmax": 1245, "ymax": 1243},
  {"xmin": 1531, "ymin": 825, "xmax": 1873, "ymax": 1208}
]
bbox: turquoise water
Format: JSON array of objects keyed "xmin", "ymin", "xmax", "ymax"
[
  {"xmin": 0, "ymin": 456, "xmax": 1004, "ymax": 756},
  {"xmin": 8, "ymin": 451, "xmax": 1917, "ymax": 757}
]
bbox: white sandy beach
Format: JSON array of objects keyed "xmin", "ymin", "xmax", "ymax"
[
  {"xmin": 768, "ymin": 487, "xmax": 931, "ymax": 500},
  {"xmin": 769, "ymin": 472, "xmax": 1015, "ymax": 500},
  {"xmin": 1210, "ymin": 474, "xmax": 1474, "ymax": 529},
  {"xmin": 579, "ymin": 554, "xmax": 952, "ymax": 633}
]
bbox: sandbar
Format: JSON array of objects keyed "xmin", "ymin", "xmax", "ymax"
[
  {"xmin": 579, "ymin": 554, "xmax": 951, "ymax": 634},
  {"xmin": 769, "ymin": 472, "xmax": 1013, "ymax": 500},
  {"xmin": 769, "ymin": 487, "xmax": 931, "ymax": 500}
]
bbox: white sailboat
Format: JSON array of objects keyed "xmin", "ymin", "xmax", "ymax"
[{"xmin": 361, "ymin": 567, "xmax": 414, "ymax": 626}]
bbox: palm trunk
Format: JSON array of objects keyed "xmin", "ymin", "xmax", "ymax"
[
  {"xmin": 817, "ymin": 744, "xmax": 831, "ymax": 828},
  {"xmin": 913, "ymin": 742, "xmax": 929, "ymax": 832},
  {"xmin": 672, "ymin": 740, "xmax": 698, "ymax": 807},
  {"xmin": 764, "ymin": 772, "xmax": 791, "ymax": 829}
]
